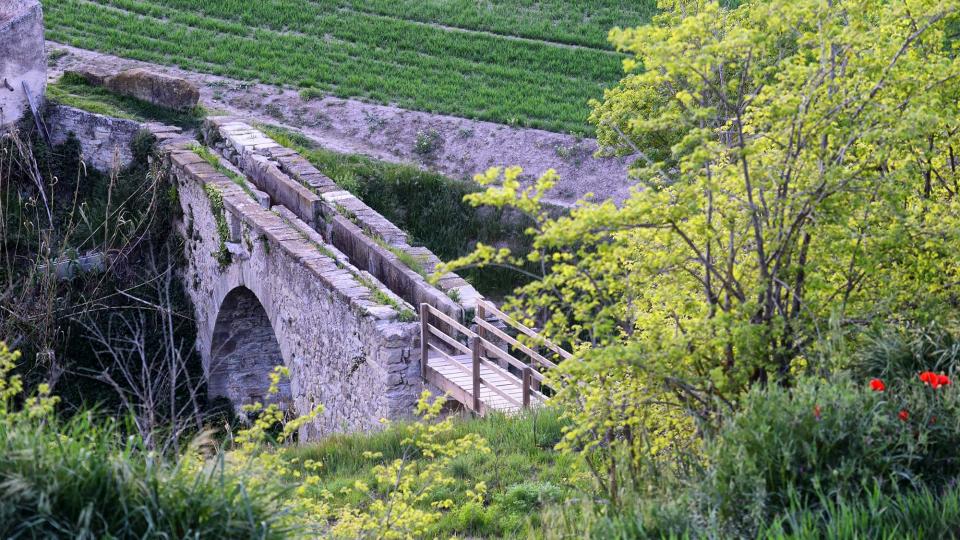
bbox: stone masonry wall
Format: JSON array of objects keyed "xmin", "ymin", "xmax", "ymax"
[
  {"xmin": 0, "ymin": 0, "xmax": 45, "ymax": 130},
  {"xmin": 158, "ymin": 132, "xmax": 423, "ymax": 437},
  {"xmin": 46, "ymin": 104, "xmax": 141, "ymax": 172}
]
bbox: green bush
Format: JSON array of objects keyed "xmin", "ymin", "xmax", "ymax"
[
  {"xmin": 496, "ymin": 481, "xmax": 563, "ymax": 513},
  {"xmin": 704, "ymin": 376, "xmax": 960, "ymax": 534}
]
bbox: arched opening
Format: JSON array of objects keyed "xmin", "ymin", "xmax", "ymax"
[{"xmin": 209, "ymin": 286, "xmax": 292, "ymax": 412}]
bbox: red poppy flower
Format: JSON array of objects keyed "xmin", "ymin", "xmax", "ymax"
[
  {"xmin": 920, "ymin": 371, "xmax": 942, "ymax": 389},
  {"xmin": 899, "ymin": 409, "xmax": 909, "ymax": 422},
  {"xmin": 938, "ymin": 374, "xmax": 951, "ymax": 387},
  {"xmin": 869, "ymin": 378, "xmax": 886, "ymax": 392},
  {"xmin": 813, "ymin": 405, "xmax": 822, "ymax": 420}
]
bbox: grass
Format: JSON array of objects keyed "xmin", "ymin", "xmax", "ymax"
[
  {"xmin": 41, "ymin": 0, "xmax": 659, "ymax": 133},
  {"xmin": 47, "ymin": 72, "xmax": 207, "ymax": 129},
  {"xmin": 370, "ymin": 233, "xmax": 428, "ymax": 278},
  {"xmin": 259, "ymin": 124, "xmax": 535, "ymax": 297},
  {"xmin": 284, "ymin": 407, "xmax": 582, "ymax": 538},
  {"xmin": 0, "ymin": 411, "xmax": 291, "ymax": 538},
  {"xmin": 759, "ymin": 486, "xmax": 960, "ymax": 539},
  {"xmin": 191, "ymin": 143, "xmax": 258, "ymax": 200}
]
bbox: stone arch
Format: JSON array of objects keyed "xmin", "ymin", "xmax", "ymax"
[{"xmin": 208, "ymin": 285, "xmax": 292, "ymax": 411}]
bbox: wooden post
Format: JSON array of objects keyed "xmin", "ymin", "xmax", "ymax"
[
  {"xmin": 471, "ymin": 337, "xmax": 482, "ymax": 413},
  {"xmin": 419, "ymin": 303, "xmax": 429, "ymax": 376},
  {"xmin": 522, "ymin": 367, "xmax": 532, "ymax": 409},
  {"xmin": 476, "ymin": 301, "xmax": 486, "ymax": 340}
]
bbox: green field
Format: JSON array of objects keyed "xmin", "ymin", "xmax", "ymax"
[{"xmin": 42, "ymin": 0, "xmax": 658, "ymax": 133}]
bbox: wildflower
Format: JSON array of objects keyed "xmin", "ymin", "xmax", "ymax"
[
  {"xmin": 899, "ymin": 409, "xmax": 909, "ymax": 422},
  {"xmin": 869, "ymin": 378, "xmax": 886, "ymax": 392},
  {"xmin": 939, "ymin": 374, "xmax": 951, "ymax": 387},
  {"xmin": 920, "ymin": 371, "xmax": 944, "ymax": 389},
  {"xmin": 813, "ymin": 404, "xmax": 822, "ymax": 420}
]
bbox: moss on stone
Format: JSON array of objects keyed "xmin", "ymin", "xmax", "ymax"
[{"xmin": 203, "ymin": 183, "xmax": 232, "ymax": 269}]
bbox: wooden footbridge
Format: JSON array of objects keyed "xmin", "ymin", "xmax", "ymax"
[{"xmin": 419, "ymin": 300, "xmax": 571, "ymax": 415}]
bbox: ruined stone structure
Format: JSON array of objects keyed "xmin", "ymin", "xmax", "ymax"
[
  {"xmin": 33, "ymin": 92, "xmax": 490, "ymax": 437},
  {"xmin": 0, "ymin": 0, "xmax": 46, "ymax": 130},
  {"xmin": 46, "ymin": 104, "xmax": 142, "ymax": 172},
  {"xmin": 150, "ymin": 124, "xmax": 431, "ymax": 437}
]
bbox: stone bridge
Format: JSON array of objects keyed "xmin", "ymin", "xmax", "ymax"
[{"xmin": 149, "ymin": 118, "xmax": 482, "ymax": 438}]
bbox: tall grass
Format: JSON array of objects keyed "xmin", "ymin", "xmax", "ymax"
[
  {"xmin": 761, "ymin": 485, "xmax": 960, "ymax": 539},
  {"xmin": 0, "ymin": 411, "xmax": 292, "ymax": 538}
]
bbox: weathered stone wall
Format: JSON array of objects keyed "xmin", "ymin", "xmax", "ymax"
[
  {"xmin": 46, "ymin": 104, "xmax": 141, "ymax": 172},
  {"xmin": 0, "ymin": 0, "xmax": 45, "ymax": 130},
  {"xmin": 158, "ymin": 133, "xmax": 423, "ymax": 437}
]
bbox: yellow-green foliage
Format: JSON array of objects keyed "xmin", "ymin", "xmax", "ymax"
[
  {"xmin": 331, "ymin": 392, "xmax": 491, "ymax": 539},
  {"xmin": 0, "ymin": 343, "xmax": 59, "ymax": 420},
  {"xmin": 224, "ymin": 371, "xmax": 494, "ymax": 537},
  {"xmin": 439, "ymin": 0, "xmax": 960, "ymax": 496}
]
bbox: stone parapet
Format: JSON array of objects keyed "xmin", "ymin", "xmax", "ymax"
[
  {"xmin": 45, "ymin": 104, "xmax": 143, "ymax": 172},
  {"xmin": 202, "ymin": 117, "xmax": 482, "ymax": 320}
]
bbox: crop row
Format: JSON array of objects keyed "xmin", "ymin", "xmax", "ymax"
[
  {"xmin": 43, "ymin": 0, "xmax": 631, "ymax": 132},
  {"xmin": 329, "ymin": 0, "xmax": 658, "ymax": 49},
  {"xmin": 92, "ymin": 0, "xmax": 621, "ymax": 83}
]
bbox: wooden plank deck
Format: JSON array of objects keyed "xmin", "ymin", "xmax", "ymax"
[{"xmin": 424, "ymin": 353, "xmax": 542, "ymax": 415}]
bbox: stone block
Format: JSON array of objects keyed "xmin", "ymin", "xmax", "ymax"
[{"xmin": 104, "ymin": 68, "xmax": 200, "ymax": 111}]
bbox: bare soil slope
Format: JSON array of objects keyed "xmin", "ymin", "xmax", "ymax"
[{"xmin": 48, "ymin": 43, "xmax": 636, "ymax": 207}]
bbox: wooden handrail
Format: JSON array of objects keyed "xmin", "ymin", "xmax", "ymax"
[
  {"xmin": 426, "ymin": 342, "xmax": 471, "ymax": 376},
  {"xmin": 522, "ymin": 368, "xmax": 532, "ymax": 408},
  {"xmin": 427, "ymin": 323, "xmax": 471, "ymax": 355},
  {"xmin": 479, "ymin": 339, "xmax": 546, "ymax": 383},
  {"xmin": 419, "ymin": 303, "xmax": 429, "ymax": 375},
  {"xmin": 471, "ymin": 337, "xmax": 481, "ymax": 412},
  {"xmin": 475, "ymin": 318, "xmax": 557, "ymax": 370},
  {"xmin": 420, "ymin": 302, "xmax": 553, "ymax": 415},
  {"xmin": 476, "ymin": 299, "xmax": 572, "ymax": 360},
  {"xmin": 424, "ymin": 303, "xmax": 476, "ymax": 339},
  {"xmin": 477, "ymin": 360, "xmax": 523, "ymax": 407},
  {"xmin": 476, "ymin": 354, "xmax": 524, "ymax": 389}
]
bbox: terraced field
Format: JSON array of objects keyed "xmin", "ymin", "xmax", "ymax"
[{"xmin": 42, "ymin": 0, "xmax": 658, "ymax": 133}]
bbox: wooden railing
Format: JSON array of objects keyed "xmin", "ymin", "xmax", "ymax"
[{"xmin": 419, "ymin": 300, "xmax": 570, "ymax": 414}]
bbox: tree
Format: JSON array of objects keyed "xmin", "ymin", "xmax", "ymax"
[{"xmin": 438, "ymin": 0, "xmax": 960, "ymax": 496}]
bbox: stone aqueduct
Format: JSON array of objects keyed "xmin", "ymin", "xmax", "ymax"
[
  {"xmin": 4, "ymin": 0, "xmax": 538, "ymax": 441},
  {"xmin": 146, "ymin": 118, "xmax": 482, "ymax": 438}
]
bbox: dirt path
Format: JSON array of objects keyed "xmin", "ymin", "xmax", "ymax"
[{"xmin": 47, "ymin": 42, "xmax": 636, "ymax": 207}]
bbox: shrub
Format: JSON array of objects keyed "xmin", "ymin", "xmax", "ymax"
[
  {"xmin": 704, "ymin": 376, "xmax": 960, "ymax": 535},
  {"xmin": 496, "ymin": 481, "xmax": 563, "ymax": 513}
]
